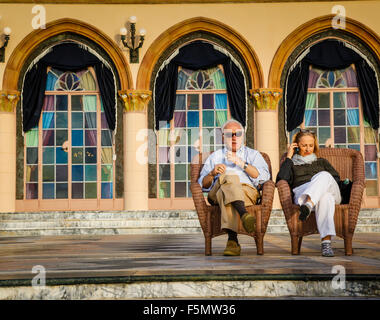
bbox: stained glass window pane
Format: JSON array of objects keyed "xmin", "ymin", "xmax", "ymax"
[
  {"xmin": 72, "ymin": 113, "xmax": 83, "ymax": 128},
  {"xmin": 318, "ymin": 127, "xmax": 330, "ymax": 144},
  {"xmin": 43, "ymin": 147, "xmax": 54, "ymax": 164},
  {"xmin": 85, "ymin": 165, "xmax": 97, "ymax": 181},
  {"xmin": 347, "ymin": 92, "xmax": 359, "ymax": 108},
  {"xmin": 334, "ymin": 127, "xmax": 346, "ymax": 144},
  {"xmin": 174, "ymin": 112, "xmax": 186, "ymax": 128},
  {"xmin": 72, "ymin": 130, "xmax": 83, "ymax": 146},
  {"xmin": 83, "ymin": 95, "xmax": 97, "ymax": 112},
  {"xmin": 187, "ymin": 111, "xmax": 199, "ymax": 127},
  {"xmin": 365, "ymin": 162, "xmax": 377, "ymax": 179},
  {"xmin": 43, "ymin": 130, "xmax": 54, "ymax": 146},
  {"xmin": 175, "ymin": 94, "xmax": 186, "ymax": 110},
  {"xmin": 72, "ymin": 96, "xmax": 83, "ymax": 111},
  {"xmin": 43, "ymin": 165, "xmax": 54, "ymax": 182},
  {"xmin": 26, "ymin": 129, "xmax": 38, "ymax": 147},
  {"xmin": 85, "ymin": 148, "xmax": 97, "ymax": 163},
  {"xmin": 187, "ymin": 95, "xmax": 199, "ymax": 110},
  {"xmin": 101, "ymin": 165, "xmax": 113, "ymax": 181},
  {"xmin": 43, "ymin": 183, "xmax": 54, "ymax": 199},
  {"xmin": 334, "ymin": 110, "xmax": 346, "ymax": 126},
  {"xmin": 55, "ymin": 147, "xmax": 67, "ymax": 164},
  {"xmin": 46, "ymin": 72, "xmax": 58, "ymax": 91},
  {"xmin": 202, "ymin": 94, "xmax": 213, "ymax": 109},
  {"xmin": 203, "ymin": 111, "xmax": 214, "ymax": 127},
  {"xmin": 56, "ymin": 129, "xmax": 68, "ymax": 146},
  {"xmin": 26, "ymin": 165, "xmax": 38, "ymax": 182},
  {"xmin": 347, "ymin": 109, "xmax": 359, "ymax": 126},
  {"xmin": 101, "ymin": 183, "xmax": 113, "ymax": 199},
  {"xmin": 175, "ymin": 182, "xmax": 186, "ymax": 197},
  {"xmin": 304, "ymin": 110, "xmax": 316, "ymax": 127},
  {"xmin": 72, "ymin": 183, "xmax": 83, "ymax": 199},
  {"xmin": 56, "ymin": 165, "xmax": 68, "ymax": 182},
  {"xmin": 159, "ymin": 182, "xmax": 170, "ymax": 198},
  {"xmin": 215, "ymin": 94, "xmax": 227, "ymax": 109},
  {"xmin": 72, "ymin": 165, "xmax": 84, "ymax": 182},
  {"xmin": 159, "ymin": 164, "xmax": 170, "ymax": 180},
  {"xmin": 364, "ymin": 127, "xmax": 376, "ymax": 144},
  {"xmin": 56, "ymin": 95, "xmax": 68, "ymax": 111},
  {"xmin": 365, "ymin": 145, "xmax": 377, "ymax": 161},
  {"xmin": 80, "ymin": 71, "xmax": 96, "ymax": 91},
  {"xmin": 175, "ymin": 164, "xmax": 187, "ymax": 181},
  {"xmin": 333, "ymin": 92, "xmax": 346, "ymax": 108},
  {"xmin": 318, "ymin": 110, "xmax": 330, "ymax": 126},
  {"xmin": 85, "ymin": 183, "xmax": 97, "ymax": 198},
  {"xmin": 26, "ymin": 147, "xmax": 38, "ymax": 164},
  {"xmin": 26, "ymin": 183, "xmax": 38, "ymax": 199},
  {"xmin": 56, "ymin": 112, "xmax": 68, "ymax": 128},
  {"xmin": 318, "ymin": 93, "xmax": 330, "ymax": 108},
  {"xmin": 101, "ymin": 148, "xmax": 113, "ymax": 164},
  {"xmin": 72, "ymin": 148, "xmax": 84, "ymax": 163},
  {"xmin": 347, "ymin": 127, "xmax": 360, "ymax": 143}
]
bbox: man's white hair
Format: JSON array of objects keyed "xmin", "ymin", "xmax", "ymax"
[{"xmin": 221, "ymin": 119, "xmax": 244, "ymax": 134}]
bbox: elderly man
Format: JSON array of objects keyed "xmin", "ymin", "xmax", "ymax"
[{"xmin": 198, "ymin": 119, "xmax": 270, "ymax": 256}]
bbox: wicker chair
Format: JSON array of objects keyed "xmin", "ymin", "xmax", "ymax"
[
  {"xmin": 276, "ymin": 148, "xmax": 365, "ymax": 256},
  {"xmin": 190, "ymin": 152, "xmax": 275, "ymax": 256}
]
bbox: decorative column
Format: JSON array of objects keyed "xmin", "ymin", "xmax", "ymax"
[
  {"xmin": 0, "ymin": 91, "xmax": 20, "ymax": 212},
  {"xmin": 250, "ymin": 88, "xmax": 282, "ymax": 209},
  {"xmin": 119, "ymin": 89, "xmax": 151, "ymax": 210}
]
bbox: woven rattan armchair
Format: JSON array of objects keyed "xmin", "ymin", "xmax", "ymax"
[
  {"xmin": 190, "ymin": 152, "xmax": 275, "ymax": 256},
  {"xmin": 276, "ymin": 148, "xmax": 365, "ymax": 256}
]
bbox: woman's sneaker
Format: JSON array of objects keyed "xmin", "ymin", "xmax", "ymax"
[{"xmin": 321, "ymin": 241, "xmax": 334, "ymax": 257}]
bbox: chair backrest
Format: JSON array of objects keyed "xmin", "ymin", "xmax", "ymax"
[
  {"xmin": 280, "ymin": 148, "xmax": 364, "ymax": 182},
  {"xmin": 191, "ymin": 150, "xmax": 273, "ymax": 183}
]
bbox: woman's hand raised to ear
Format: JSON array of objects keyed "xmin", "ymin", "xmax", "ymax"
[{"xmin": 287, "ymin": 143, "xmax": 298, "ymax": 159}]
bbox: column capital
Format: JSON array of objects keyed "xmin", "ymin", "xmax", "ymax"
[
  {"xmin": 118, "ymin": 90, "xmax": 152, "ymax": 113},
  {"xmin": 250, "ymin": 88, "xmax": 282, "ymax": 111},
  {"xmin": 0, "ymin": 91, "xmax": 20, "ymax": 112}
]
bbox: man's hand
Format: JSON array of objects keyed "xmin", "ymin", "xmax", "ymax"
[
  {"xmin": 211, "ymin": 164, "xmax": 227, "ymax": 176},
  {"xmin": 226, "ymin": 151, "xmax": 245, "ymax": 169}
]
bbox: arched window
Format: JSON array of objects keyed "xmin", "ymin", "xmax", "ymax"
[
  {"xmin": 154, "ymin": 65, "xmax": 229, "ymax": 208},
  {"xmin": 292, "ymin": 64, "xmax": 379, "ymax": 201},
  {"xmin": 24, "ymin": 67, "xmax": 115, "ymax": 209}
]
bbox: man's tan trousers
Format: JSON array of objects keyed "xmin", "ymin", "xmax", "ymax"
[{"xmin": 207, "ymin": 174, "xmax": 259, "ymax": 232}]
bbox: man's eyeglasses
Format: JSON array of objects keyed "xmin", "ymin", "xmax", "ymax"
[{"xmin": 223, "ymin": 131, "xmax": 243, "ymax": 138}]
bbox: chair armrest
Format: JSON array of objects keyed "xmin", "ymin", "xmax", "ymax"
[
  {"xmin": 276, "ymin": 179, "xmax": 295, "ymax": 221},
  {"xmin": 190, "ymin": 181, "xmax": 209, "ymax": 234},
  {"xmin": 261, "ymin": 180, "xmax": 275, "ymax": 209},
  {"xmin": 348, "ymin": 180, "xmax": 365, "ymax": 234}
]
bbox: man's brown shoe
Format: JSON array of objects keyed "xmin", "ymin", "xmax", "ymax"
[
  {"xmin": 241, "ymin": 212, "xmax": 256, "ymax": 233},
  {"xmin": 223, "ymin": 240, "xmax": 241, "ymax": 256}
]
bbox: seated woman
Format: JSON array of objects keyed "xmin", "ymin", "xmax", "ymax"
[{"xmin": 276, "ymin": 130, "xmax": 341, "ymax": 257}]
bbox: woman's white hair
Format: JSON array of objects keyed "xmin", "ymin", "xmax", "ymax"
[{"xmin": 221, "ymin": 119, "xmax": 244, "ymax": 133}]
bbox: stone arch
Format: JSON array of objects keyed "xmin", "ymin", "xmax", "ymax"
[
  {"xmin": 268, "ymin": 14, "xmax": 380, "ymax": 88},
  {"xmin": 136, "ymin": 16, "xmax": 264, "ymax": 90},
  {"xmin": 3, "ymin": 18, "xmax": 132, "ymax": 92}
]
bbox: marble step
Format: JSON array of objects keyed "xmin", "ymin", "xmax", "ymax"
[{"xmin": 0, "ymin": 209, "xmax": 379, "ymax": 236}]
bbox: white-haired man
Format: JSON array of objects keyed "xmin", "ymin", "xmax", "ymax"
[{"xmin": 198, "ymin": 119, "xmax": 270, "ymax": 256}]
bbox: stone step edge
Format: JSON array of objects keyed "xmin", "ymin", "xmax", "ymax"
[{"xmin": 1, "ymin": 224, "xmax": 380, "ymax": 231}]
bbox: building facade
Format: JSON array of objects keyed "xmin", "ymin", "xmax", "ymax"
[{"xmin": 0, "ymin": 0, "xmax": 379, "ymax": 212}]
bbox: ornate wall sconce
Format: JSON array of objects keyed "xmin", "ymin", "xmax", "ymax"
[
  {"xmin": 0, "ymin": 27, "xmax": 11, "ymax": 62},
  {"xmin": 120, "ymin": 16, "xmax": 146, "ymax": 64}
]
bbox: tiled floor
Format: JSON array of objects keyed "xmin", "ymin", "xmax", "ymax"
[{"xmin": 0, "ymin": 233, "xmax": 379, "ymax": 283}]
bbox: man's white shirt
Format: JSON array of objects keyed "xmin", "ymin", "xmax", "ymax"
[{"xmin": 198, "ymin": 146, "xmax": 270, "ymax": 192}]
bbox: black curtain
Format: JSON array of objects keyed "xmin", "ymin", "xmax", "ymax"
[
  {"xmin": 22, "ymin": 42, "xmax": 116, "ymax": 132},
  {"xmin": 154, "ymin": 41, "xmax": 246, "ymax": 130},
  {"xmin": 285, "ymin": 39, "xmax": 379, "ymax": 131}
]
